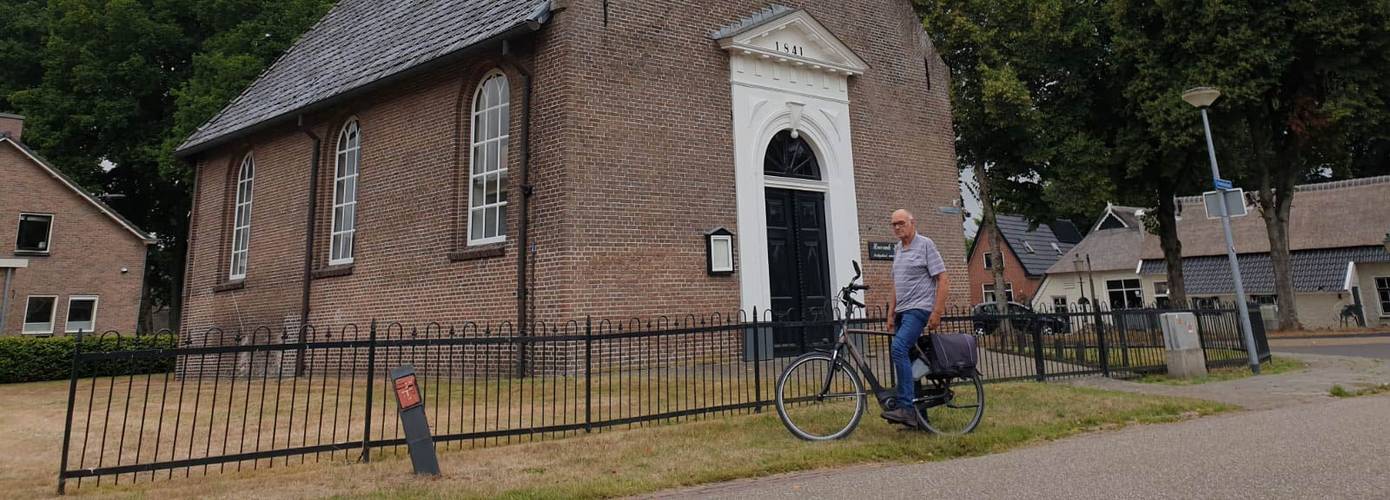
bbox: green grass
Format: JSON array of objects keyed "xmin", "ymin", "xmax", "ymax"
[
  {"xmin": 1330, "ymin": 383, "xmax": 1390, "ymax": 398},
  {"xmin": 74, "ymin": 383, "xmax": 1233, "ymax": 499},
  {"xmin": 1137, "ymin": 357, "xmax": 1307, "ymax": 386}
]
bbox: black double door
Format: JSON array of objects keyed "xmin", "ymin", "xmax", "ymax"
[{"xmin": 765, "ymin": 188, "xmax": 833, "ymax": 356}]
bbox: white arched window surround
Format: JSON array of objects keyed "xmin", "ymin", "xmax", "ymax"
[
  {"xmin": 229, "ymin": 154, "xmax": 255, "ymax": 280},
  {"xmin": 467, "ymin": 71, "xmax": 510, "ymax": 246},
  {"xmin": 330, "ymin": 119, "xmax": 360, "ymax": 265}
]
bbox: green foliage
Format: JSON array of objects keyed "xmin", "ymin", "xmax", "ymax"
[
  {"xmin": 0, "ymin": 0, "xmax": 46, "ymax": 111},
  {"xmin": 0, "ymin": 334, "xmax": 176, "ymax": 384},
  {"xmin": 918, "ymin": 0, "xmax": 1123, "ymax": 227},
  {"xmin": 7, "ymin": 0, "xmax": 335, "ymax": 327}
]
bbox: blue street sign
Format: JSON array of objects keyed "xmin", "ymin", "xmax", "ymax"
[{"xmin": 1214, "ymin": 178, "xmax": 1233, "ymax": 190}]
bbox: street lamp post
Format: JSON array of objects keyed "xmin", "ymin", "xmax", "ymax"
[{"xmin": 1183, "ymin": 86, "xmax": 1261, "ymax": 375}]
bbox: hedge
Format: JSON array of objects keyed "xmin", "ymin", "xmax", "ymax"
[{"xmin": 0, "ymin": 334, "xmax": 177, "ymax": 384}]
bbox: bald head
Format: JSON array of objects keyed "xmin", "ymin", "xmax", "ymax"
[{"xmin": 891, "ymin": 209, "xmax": 917, "ymax": 243}]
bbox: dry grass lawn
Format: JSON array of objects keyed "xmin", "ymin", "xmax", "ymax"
[{"xmin": 0, "ymin": 377, "xmax": 1231, "ymax": 499}]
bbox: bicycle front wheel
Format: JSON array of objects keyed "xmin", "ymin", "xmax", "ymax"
[
  {"xmin": 916, "ymin": 372, "xmax": 985, "ymax": 435},
  {"xmin": 775, "ymin": 352, "xmax": 867, "ymax": 441}
]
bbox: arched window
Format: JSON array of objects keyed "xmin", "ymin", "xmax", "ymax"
[
  {"xmin": 330, "ymin": 119, "xmax": 360, "ymax": 264},
  {"xmin": 229, "ymin": 154, "xmax": 254, "ymax": 280},
  {"xmin": 468, "ymin": 72, "xmax": 510, "ymax": 245},
  {"xmin": 763, "ymin": 130, "xmax": 821, "ymax": 180}
]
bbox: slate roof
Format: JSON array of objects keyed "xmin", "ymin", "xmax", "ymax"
[
  {"xmin": 1, "ymin": 137, "xmax": 156, "ymax": 244},
  {"xmin": 987, "ymin": 215, "xmax": 1080, "ymax": 277},
  {"xmin": 1139, "ymin": 175, "xmax": 1390, "ymax": 260},
  {"xmin": 1139, "ymin": 246, "xmax": 1390, "ymax": 294},
  {"xmin": 175, "ymin": 0, "xmax": 552, "ymax": 157},
  {"xmin": 709, "ymin": 4, "xmax": 796, "ymax": 39},
  {"xmin": 1046, "ymin": 227, "xmax": 1146, "ymax": 274}
]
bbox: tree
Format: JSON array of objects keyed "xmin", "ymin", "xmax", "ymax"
[
  {"xmin": 11, "ymin": 0, "xmax": 334, "ymax": 331},
  {"xmin": 0, "ymin": 0, "xmax": 46, "ymax": 111},
  {"xmin": 920, "ymin": 0, "xmax": 1140, "ymax": 314},
  {"xmin": 1110, "ymin": 0, "xmax": 1390, "ymax": 330}
]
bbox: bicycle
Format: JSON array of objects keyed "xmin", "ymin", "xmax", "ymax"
[{"xmin": 774, "ymin": 261, "xmax": 985, "ymax": 440}]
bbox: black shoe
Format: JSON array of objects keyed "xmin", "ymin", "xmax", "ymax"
[{"xmin": 881, "ymin": 407, "xmax": 919, "ymax": 428}]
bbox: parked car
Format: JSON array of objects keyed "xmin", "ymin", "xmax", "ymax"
[{"xmin": 970, "ymin": 302, "xmax": 1070, "ymax": 337}]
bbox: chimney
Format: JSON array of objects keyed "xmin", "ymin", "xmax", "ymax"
[{"xmin": 0, "ymin": 113, "xmax": 22, "ymax": 142}]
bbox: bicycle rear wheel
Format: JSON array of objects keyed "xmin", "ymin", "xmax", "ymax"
[
  {"xmin": 775, "ymin": 352, "xmax": 867, "ymax": 441},
  {"xmin": 915, "ymin": 372, "xmax": 984, "ymax": 435}
]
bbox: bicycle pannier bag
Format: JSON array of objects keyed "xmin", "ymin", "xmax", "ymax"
[{"xmin": 925, "ymin": 333, "xmax": 978, "ymax": 378}]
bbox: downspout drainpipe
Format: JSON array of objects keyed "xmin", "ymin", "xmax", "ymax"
[
  {"xmin": 298, "ymin": 117, "xmax": 322, "ymax": 377},
  {"xmin": 502, "ymin": 42, "xmax": 535, "ymax": 378}
]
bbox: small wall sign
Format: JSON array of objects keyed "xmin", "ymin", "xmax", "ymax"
[
  {"xmin": 394, "ymin": 374, "xmax": 422, "ymax": 411},
  {"xmin": 868, "ymin": 242, "xmax": 895, "ymax": 261}
]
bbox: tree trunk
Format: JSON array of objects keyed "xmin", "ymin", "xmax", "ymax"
[
  {"xmin": 977, "ymin": 168, "xmax": 1010, "ymax": 325},
  {"xmin": 1249, "ymin": 114, "xmax": 1303, "ymax": 331},
  {"xmin": 1155, "ymin": 184, "xmax": 1187, "ymax": 309},
  {"xmin": 1262, "ymin": 183, "xmax": 1301, "ymax": 331}
]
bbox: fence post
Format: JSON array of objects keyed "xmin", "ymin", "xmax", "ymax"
[
  {"xmin": 1031, "ymin": 328, "xmax": 1046, "ymax": 381},
  {"xmin": 753, "ymin": 307, "xmax": 762, "ymax": 413},
  {"xmin": 584, "ymin": 316, "xmax": 592, "ymax": 433},
  {"xmin": 56, "ymin": 331, "xmax": 83, "ymax": 495},
  {"xmin": 1089, "ymin": 308, "xmax": 1112, "ymax": 375},
  {"xmin": 1096, "ymin": 312, "xmax": 1110, "ymax": 378},
  {"xmin": 361, "ymin": 320, "xmax": 377, "ymax": 463}
]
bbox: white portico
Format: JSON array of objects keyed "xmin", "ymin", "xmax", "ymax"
[{"xmin": 713, "ymin": 6, "xmax": 870, "ymax": 327}]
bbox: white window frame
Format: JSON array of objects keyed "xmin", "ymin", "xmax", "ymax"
[
  {"xmin": 982, "ymin": 283, "xmax": 1014, "ymax": 303},
  {"xmin": 229, "ymin": 154, "xmax": 254, "ymax": 280},
  {"xmin": 1023, "ymin": 241, "xmax": 1035, "ymax": 254},
  {"xmin": 467, "ymin": 72, "xmax": 510, "ymax": 246},
  {"xmin": 1051, "ymin": 296, "xmax": 1068, "ymax": 312},
  {"xmin": 65, "ymin": 295, "xmax": 99, "ymax": 333},
  {"xmin": 1050, "ymin": 242, "xmax": 1062, "ymax": 255},
  {"xmin": 1106, "ymin": 279, "xmax": 1144, "ymax": 309},
  {"xmin": 22, "ymin": 295, "xmax": 57, "ymax": 335},
  {"xmin": 983, "ymin": 253, "xmax": 994, "ymax": 269},
  {"xmin": 16, "ymin": 212, "xmax": 54, "ymax": 254},
  {"xmin": 1376, "ymin": 277, "xmax": 1390, "ymax": 317},
  {"xmin": 330, "ymin": 120, "xmax": 360, "ymax": 265}
]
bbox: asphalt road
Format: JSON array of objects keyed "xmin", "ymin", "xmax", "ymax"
[
  {"xmin": 1273, "ymin": 342, "xmax": 1390, "ymax": 360},
  {"xmin": 651, "ymin": 395, "xmax": 1390, "ymax": 499}
]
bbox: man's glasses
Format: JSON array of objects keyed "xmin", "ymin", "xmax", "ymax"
[{"xmin": 891, "ymin": 221, "xmax": 907, "ymax": 228}]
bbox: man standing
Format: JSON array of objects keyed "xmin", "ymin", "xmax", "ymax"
[{"xmin": 882, "ymin": 209, "xmax": 951, "ymax": 427}]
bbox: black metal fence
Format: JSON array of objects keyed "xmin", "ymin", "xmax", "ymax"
[{"xmin": 56, "ymin": 306, "xmax": 1265, "ymax": 493}]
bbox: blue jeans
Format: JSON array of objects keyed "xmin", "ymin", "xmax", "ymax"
[{"xmin": 892, "ymin": 309, "xmax": 931, "ymax": 409}]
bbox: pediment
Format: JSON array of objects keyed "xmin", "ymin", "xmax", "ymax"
[{"xmin": 714, "ymin": 7, "xmax": 869, "ymax": 76}]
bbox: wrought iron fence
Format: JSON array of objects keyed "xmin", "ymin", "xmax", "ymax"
[{"xmin": 56, "ymin": 305, "xmax": 1265, "ymax": 493}]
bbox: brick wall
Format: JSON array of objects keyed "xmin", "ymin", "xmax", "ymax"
[
  {"xmin": 0, "ymin": 141, "xmax": 149, "ymax": 335},
  {"xmin": 179, "ymin": 0, "xmax": 966, "ymax": 341}
]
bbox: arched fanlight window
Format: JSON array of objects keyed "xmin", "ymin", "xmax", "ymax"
[
  {"xmin": 468, "ymin": 72, "xmax": 510, "ymax": 245},
  {"xmin": 229, "ymin": 154, "xmax": 254, "ymax": 280},
  {"xmin": 330, "ymin": 119, "xmax": 360, "ymax": 264},
  {"xmin": 763, "ymin": 130, "xmax": 821, "ymax": 180}
]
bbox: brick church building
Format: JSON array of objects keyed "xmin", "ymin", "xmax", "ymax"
[{"xmin": 175, "ymin": 0, "xmax": 966, "ymax": 338}]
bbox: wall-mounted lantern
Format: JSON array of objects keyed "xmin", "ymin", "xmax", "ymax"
[{"xmin": 706, "ymin": 228, "xmax": 735, "ymax": 276}]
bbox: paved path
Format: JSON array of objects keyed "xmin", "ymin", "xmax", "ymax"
[
  {"xmin": 1271, "ymin": 336, "xmax": 1390, "ymax": 360},
  {"xmin": 650, "ymin": 395, "xmax": 1390, "ymax": 499},
  {"xmin": 1063, "ymin": 351, "xmax": 1390, "ymax": 410},
  {"xmin": 646, "ymin": 352, "xmax": 1390, "ymax": 499}
]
